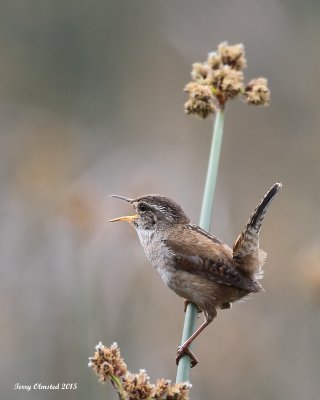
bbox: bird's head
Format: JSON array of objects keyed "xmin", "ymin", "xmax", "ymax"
[{"xmin": 109, "ymin": 194, "xmax": 190, "ymax": 231}]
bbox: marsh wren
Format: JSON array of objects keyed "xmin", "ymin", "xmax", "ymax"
[{"xmin": 110, "ymin": 183, "xmax": 281, "ymax": 367}]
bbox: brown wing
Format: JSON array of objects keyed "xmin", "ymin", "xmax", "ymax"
[{"xmin": 165, "ymin": 225, "xmax": 261, "ymax": 292}]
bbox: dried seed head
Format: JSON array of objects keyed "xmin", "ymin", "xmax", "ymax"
[
  {"xmin": 184, "ymin": 82, "xmax": 216, "ymax": 118},
  {"xmin": 184, "ymin": 98, "xmax": 216, "ymax": 119},
  {"xmin": 191, "ymin": 62, "xmax": 211, "ymax": 83},
  {"xmin": 151, "ymin": 378, "xmax": 171, "ymax": 398},
  {"xmin": 207, "ymin": 51, "xmax": 222, "ymax": 70},
  {"xmin": 245, "ymin": 77, "xmax": 270, "ymax": 105},
  {"xmin": 89, "ymin": 342, "xmax": 127, "ymax": 382},
  {"xmin": 88, "ymin": 343, "xmax": 192, "ymax": 400},
  {"xmin": 218, "ymin": 42, "xmax": 247, "ymax": 70},
  {"xmin": 122, "ymin": 369, "xmax": 154, "ymax": 400},
  {"xmin": 185, "ymin": 41, "xmax": 270, "ymax": 115},
  {"xmin": 166, "ymin": 382, "xmax": 192, "ymax": 400},
  {"xmin": 184, "ymin": 82, "xmax": 211, "ymax": 101},
  {"xmin": 151, "ymin": 379, "xmax": 191, "ymax": 400},
  {"xmin": 211, "ymin": 66, "xmax": 244, "ymax": 100}
]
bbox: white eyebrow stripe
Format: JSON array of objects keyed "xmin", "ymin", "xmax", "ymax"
[
  {"xmin": 151, "ymin": 205, "xmax": 175, "ymax": 221},
  {"xmin": 152, "ymin": 205, "xmax": 167, "ymax": 213}
]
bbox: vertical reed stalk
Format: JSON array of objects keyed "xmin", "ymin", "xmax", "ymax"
[{"xmin": 176, "ymin": 108, "xmax": 225, "ymax": 383}]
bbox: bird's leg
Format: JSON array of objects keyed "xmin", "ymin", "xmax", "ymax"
[
  {"xmin": 176, "ymin": 311, "xmax": 215, "ymax": 367},
  {"xmin": 176, "ymin": 319, "xmax": 210, "ymax": 367}
]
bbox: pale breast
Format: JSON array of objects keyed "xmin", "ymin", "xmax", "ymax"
[{"xmin": 136, "ymin": 228, "xmax": 176, "ymax": 286}]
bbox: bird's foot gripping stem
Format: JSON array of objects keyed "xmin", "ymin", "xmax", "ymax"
[
  {"xmin": 176, "ymin": 345, "xmax": 199, "ymax": 368},
  {"xmin": 175, "ymin": 316, "xmax": 212, "ymax": 368}
]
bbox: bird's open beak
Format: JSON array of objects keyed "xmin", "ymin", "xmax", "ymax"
[
  {"xmin": 109, "ymin": 195, "xmax": 133, "ymax": 203},
  {"xmin": 109, "ymin": 214, "xmax": 138, "ymax": 223},
  {"xmin": 109, "ymin": 194, "xmax": 138, "ymax": 222}
]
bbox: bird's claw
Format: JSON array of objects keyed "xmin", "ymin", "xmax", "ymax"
[{"xmin": 176, "ymin": 345, "xmax": 199, "ymax": 368}]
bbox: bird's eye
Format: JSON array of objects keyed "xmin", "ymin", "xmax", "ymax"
[{"xmin": 138, "ymin": 203, "xmax": 148, "ymax": 212}]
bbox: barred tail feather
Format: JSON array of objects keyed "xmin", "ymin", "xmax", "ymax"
[{"xmin": 233, "ymin": 183, "xmax": 282, "ymax": 278}]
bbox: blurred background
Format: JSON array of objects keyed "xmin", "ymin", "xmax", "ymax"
[{"xmin": 1, "ymin": 1, "xmax": 320, "ymax": 399}]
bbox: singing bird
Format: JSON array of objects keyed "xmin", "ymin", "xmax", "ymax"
[{"xmin": 110, "ymin": 183, "xmax": 282, "ymax": 366}]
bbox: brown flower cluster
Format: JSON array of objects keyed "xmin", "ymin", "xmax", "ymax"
[
  {"xmin": 89, "ymin": 342, "xmax": 191, "ymax": 400},
  {"xmin": 152, "ymin": 379, "xmax": 191, "ymax": 400},
  {"xmin": 88, "ymin": 342, "xmax": 128, "ymax": 382},
  {"xmin": 123, "ymin": 370, "xmax": 153, "ymax": 400},
  {"xmin": 245, "ymin": 78, "xmax": 271, "ymax": 106},
  {"xmin": 184, "ymin": 41, "xmax": 270, "ymax": 118}
]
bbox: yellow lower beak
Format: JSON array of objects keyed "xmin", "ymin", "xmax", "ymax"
[{"xmin": 109, "ymin": 214, "xmax": 138, "ymax": 223}]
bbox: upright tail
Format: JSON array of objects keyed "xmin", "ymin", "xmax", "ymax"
[{"xmin": 233, "ymin": 183, "xmax": 282, "ymax": 279}]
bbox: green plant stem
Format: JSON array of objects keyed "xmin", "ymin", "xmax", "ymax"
[
  {"xmin": 111, "ymin": 375, "xmax": 126, "ymax": 400},
  {"xmin": 199, "ymin": 109, "xmax": 225, "ymax": 231},
  {"xmin": 176, "ymin": 108, "xmax": 225, "ymax": 384}
]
